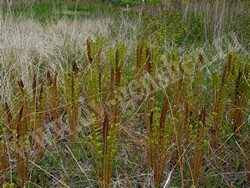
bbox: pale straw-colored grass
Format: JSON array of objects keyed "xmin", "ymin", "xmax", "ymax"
[{"xmin": 0, "ymin": 16, "xmax": 112, "ymax": 99}]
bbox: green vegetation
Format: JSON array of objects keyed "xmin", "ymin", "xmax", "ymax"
[
  {"xmin": 1, "ymin": 0, "xmax": 113, "ymax": 22},
  {"xmin": 0, "ymin": 0, "xmax": 249, "ymax": 187}
]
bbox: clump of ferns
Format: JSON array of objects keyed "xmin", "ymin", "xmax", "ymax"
[
  {"xmin": 228, "ymin": 54, "xmax": 249, "ymax": 182},
  {"xmin": 84, "ymin": 36, "xmax": 105, "ymax": 138},
  {"xmin": 88, "ymin": 112, "xmax": 119, "ymax": 187},
  {"xmin": 210, "ymin": 53, "xmax": 248, "ymax": 150},
  {"xmin": 157, "ymin": 50, "xmax": 206, "ymax": 187},
  {"xmin": 6, "ymin": 80, "xmax": 32, "ymax": 187},
  {"xmin": 228, "ymin": 54, "xmax": 249, "ymax": 133},
  {"xmin": 87, "ymin": 44, "xmax": 126, "ymax": 188},
  {"xmin": 85, "ymin": 36, "xmax": 104, "ymax": 104},
  {"xmin": 170, "ymin": 55, "xmax": 193, "ymax": 187},
  {"xmin": 191, "ymin": 105, "xmax": 208, "ymax": 186},
  {"xmin": 135, "ymin": 42, "xmax": 148, "ymax": 96},
  {"xmin": 30, "ymin": 75, "xmax": 47, "ymax": 159},
  {"xmin": 136, "ymin": 42, "xmax": 162, "ymax": 136},
  {"xmin": 106, "ymin": 43, "xmax": 127, "ymax": 120},
  {"xmin": 146, "ymin": 94, "xmax": 174, "ymax": 187},
  {"xmin": 136, "ymin": 43, "xmax": 158, "ymax": 110},
  {"xmin": 2, "ymin": 100, "xmax": 19, "ymax": 185},
  {"xmin": 167, "ymin": 52, "xmax": 207, "ymax": 187},
  {"xmin": 9, "ymin": 76, "xmax": 47, "ymax": 186},
  {"xmin": 46, "ymin": 71, "xmax": 61, "ymax": 136},
  {"xmin": 64, "ymin": 62, "xmax": 82, "ymax": 137},
  {"xmin": 141, "ymin": 46, "xmax": 180, "ymax": 187},
  {"xmin": 206, "ymin": 53, "xmax": 250, "ymax": 178}
]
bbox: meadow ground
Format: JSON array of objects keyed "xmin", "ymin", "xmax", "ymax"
[{"xmin": 0, "ymin": 0, "xmax": 249, "ymax": 187}]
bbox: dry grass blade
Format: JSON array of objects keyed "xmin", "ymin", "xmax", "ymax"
[
  {"xmin": 248, "ymin": 154, "xmax": 250, "ymax": 182},
  {"xmin": 65, "ymin": 144, "xmax": 93, "ymax": 186},
  {"xmin": 5, "ymin": 102, "xmax": 14, "ymax": 130}
]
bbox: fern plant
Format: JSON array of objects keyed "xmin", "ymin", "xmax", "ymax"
[
  {"xmin": 31, "ymin": 75, "xmax": 47, "ymax": 159},
  {"xmin": 87, "ymin": 44, "xmax": 125, "ymax": 188},
  {"xmin": 46, "ymin": 71, "xmax": 61, "ymax": 136},
  {"xmin": 14, "ymin": 80, "xmax": 30, "ymax": 187},
  {"xmin": 192, "ymin": 106, "xmax": 207, "ymax": 186},
  {"xmin": 64, "ymin": 63, "xmax": 82, "ymax": 135}
]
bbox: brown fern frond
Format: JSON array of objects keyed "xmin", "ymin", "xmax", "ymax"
[
  {"xmin": 18, "ymin": 80, "xmax": 25, "ymax": 97},
  {"xmin": 198, "ymin": 54, "xmax": 203, "ymax": 71},
  {"xmin": 5, "ymin": 102, "xmax": 13, "ymax": 130},
  {"xmin": 73, "ymin": 62, "xmax": 79, "ymax": 75},
  {"xmin": 16, "ymin": 105, "xmax": 24, "ymax": 139},
  {"xmin": 32, "ymin": 74, "xmax": 37, "ymax": 98},
  {"xmin": 159, "ymin": 98, "xmax": 169, "ymax": 131},
  {"xmin": 146, "ymin": 47, "xmax": 151, "ymax": 74},
  {"xmin": 115, "ymin": 49, "xmax": 121, "ymax": 88},
  {"xmin": 193, "ymin": 105, "xmax": 206, "ymax": 185},
  {"xmin": 87, "ymin": 38, "xmax": 93, "ymax": 64},
  {"xmin": 47, "ymin": 71, "xmax": 53, "ymax": 86}
]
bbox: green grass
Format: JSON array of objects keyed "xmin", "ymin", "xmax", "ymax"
[{"xmin": 1, "ymin": 0, "xmax": 114, "ymax": 22}]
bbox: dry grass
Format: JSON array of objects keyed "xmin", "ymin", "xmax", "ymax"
[{"xmin": 0, "ymin": 15, "xmax": 112, "ymax": 99}]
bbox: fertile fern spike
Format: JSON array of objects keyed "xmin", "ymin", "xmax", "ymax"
[{"xmin": 5, "ymin": 102, "xmax": 14, "ymax": 130}]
